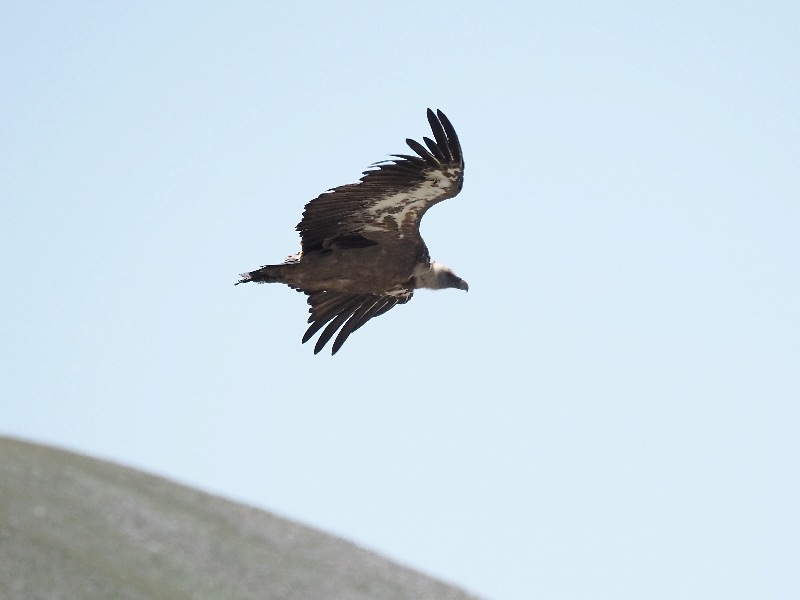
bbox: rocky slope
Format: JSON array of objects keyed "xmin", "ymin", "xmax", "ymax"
[{"xmin": 0, "ymin": 436, "xmax": 481, "ymax": 600}]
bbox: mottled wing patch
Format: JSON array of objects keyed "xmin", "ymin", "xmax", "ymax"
[
  {"xmin": 362, "ymin": 167, "xmax": 463, "ymax": 234},
  {"xmin": 297, "ymin": 109, "xmax": 464, "ymax": 252}
]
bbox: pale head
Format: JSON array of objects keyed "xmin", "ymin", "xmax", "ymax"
[{"xmin": 412, "ymin": 261, "xmax": 469, "ymax": 291}]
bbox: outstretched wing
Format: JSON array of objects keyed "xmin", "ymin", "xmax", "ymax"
[
  {"xmin": 298, "ymin": 109, "xmax": 464, "ymax": 252},
  {"xmin": 303, "ymin": 289, "xmax": 413, "ymax": 355}
]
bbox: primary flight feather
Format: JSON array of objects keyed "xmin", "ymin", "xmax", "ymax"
[{"xmin": 238, "ymin": 109, "xmax": 468, "ymax": 355}]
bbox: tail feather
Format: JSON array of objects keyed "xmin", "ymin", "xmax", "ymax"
[{"xmin": 236, "ymin": 264, "xmax": 285, "ymax": 285}]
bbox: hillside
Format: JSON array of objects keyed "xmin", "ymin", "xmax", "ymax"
[{"xmin": 0, "ymin": 436, "xmax": 482, "ymax": 600}]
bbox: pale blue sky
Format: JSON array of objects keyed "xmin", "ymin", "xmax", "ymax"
[{"xmin": 1, "ymin": 2, "xmax": 798, "ymax": 599}]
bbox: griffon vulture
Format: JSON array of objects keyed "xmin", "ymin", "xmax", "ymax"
[{"xmin": 238, "ymin": 109, "xmax": 467, "ymax": 354}]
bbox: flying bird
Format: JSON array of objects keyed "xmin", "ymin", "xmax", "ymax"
[{"xmin": 238, "ymin": 109, "xmax": 467, "ymax": 355}]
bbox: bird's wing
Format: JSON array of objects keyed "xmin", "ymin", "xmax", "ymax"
[
  {"xmin": 303, "ymin": 289, "xmax": 413, "ymax": 355},
  {"xmin": 297, "ymin": 109, "xmax": 464, "ymax": 252}
]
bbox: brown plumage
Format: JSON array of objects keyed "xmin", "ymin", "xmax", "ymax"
[{"xmin": 238, "ymin": 109, "xmax": 468, "ymax": 354}]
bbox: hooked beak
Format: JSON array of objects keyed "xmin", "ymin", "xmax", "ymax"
[{"xmin": 457, "ymin": 279, "xmax": 469, "ymax": 292}]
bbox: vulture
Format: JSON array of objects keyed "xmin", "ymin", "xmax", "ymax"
[{"xmin": 238, "ymin": 109, "xmax": 467, "ymax": 355}]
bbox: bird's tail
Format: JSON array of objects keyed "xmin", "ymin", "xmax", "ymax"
[{"xmin": 236, "ymin": 264, "xmax": 287, "ymax": 285}]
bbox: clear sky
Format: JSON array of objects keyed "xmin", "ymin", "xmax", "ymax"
[{"xmin": 1, "ymin": 2, "xmax": 798, "ymax": 599}]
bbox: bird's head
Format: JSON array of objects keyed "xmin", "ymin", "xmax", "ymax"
[{"xmin": 414, "ymin": 261, "xmax": 469, "ymax": 292}]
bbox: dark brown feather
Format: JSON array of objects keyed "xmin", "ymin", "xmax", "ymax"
[
  {"xmin": 303, "ymin": 293, "xmax": 362, "ymax": 342},
  {"xmin": 314, "ymin": 304, "xmax": 361, "ymax": 354},
  {"xmin": 427, "ymin": 109, "xmax": 453, "ymax": 161},
  {"xmin": 331, "ymin": 297, "xmax": 384, "ymax": 355},
  {"xmin": 302, "ymin": 290, "xmax": 411, "ymax": 354},
  {"xmin": 423, "ymin": 136, "xmax": 447, "ymax": 161},
  {"xmin": 405, "ymin": 138, "xmax": 440, "ymax": 168},
  {"xmin": 436, "ymin": 110, "xmax": 462, "ymax": 163}
]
